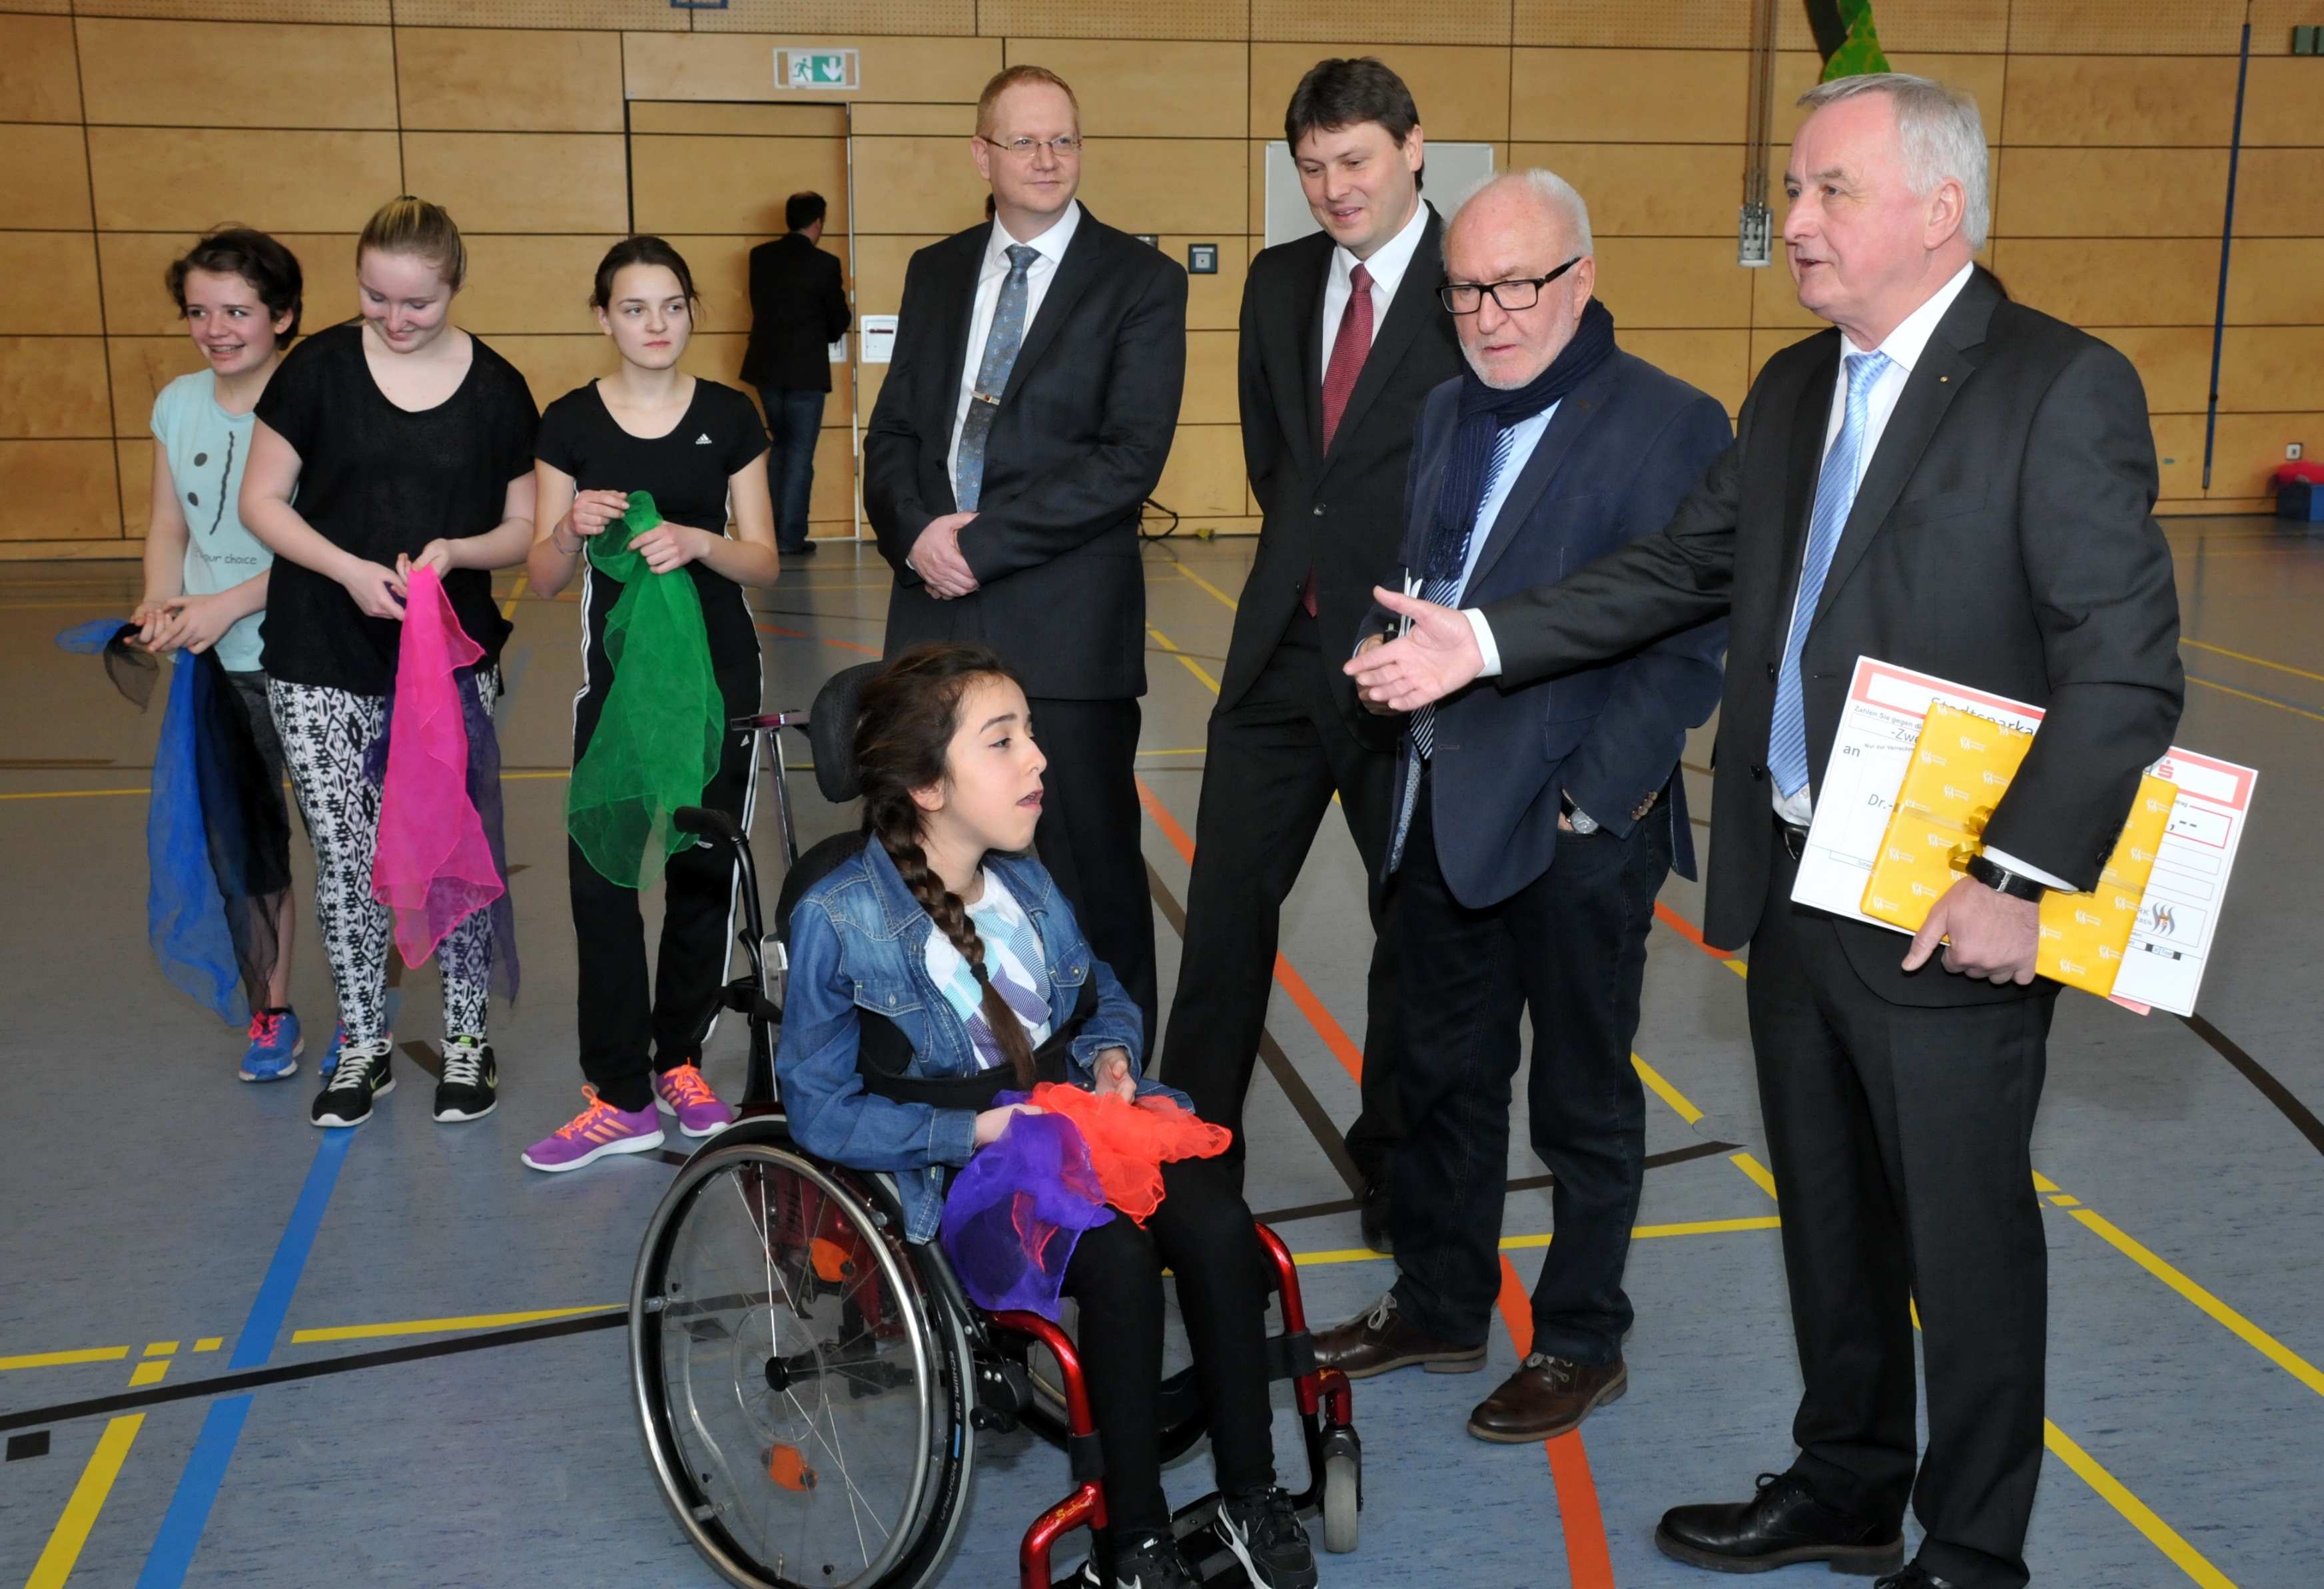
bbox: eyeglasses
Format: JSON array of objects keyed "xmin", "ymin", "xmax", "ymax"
[
  {"xmin": 1439, "ymin": 257, "xmax": 1583, "ymax": 314},
  {"xmin": 978, "ymin": 134, "xmax": 1084, "ymax": 159}
]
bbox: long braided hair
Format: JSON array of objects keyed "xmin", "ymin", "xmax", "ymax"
[{"xmin": 854, "ymin": 643, "xmax": 1038, "ymax": 1090}]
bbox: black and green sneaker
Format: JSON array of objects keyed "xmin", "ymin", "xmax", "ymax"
[
  {"xmin": 434, "ymin": 1036, "xmax": 498, "ymax": 1122},
  {"xmin": 1220, "ymin": 1486, "xmax": 1318, "ymax": 1589},
  {"xmin": 311, "ymin": 1039, "xmax": 394, "ymax": 1128}
]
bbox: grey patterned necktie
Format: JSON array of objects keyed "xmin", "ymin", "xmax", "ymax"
[{"xmin": 954, "ymin": 243, "xmax": 1040, "ymax": 511}]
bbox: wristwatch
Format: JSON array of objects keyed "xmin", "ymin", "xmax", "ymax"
[{"xmin": 1965, "ymin": 852, "xmax": 2047, "ymax": 902}]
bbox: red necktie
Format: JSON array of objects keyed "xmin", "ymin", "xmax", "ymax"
[{"xmin": 1308, "ymin": 262, "xmax": 1374, "ymax": 617}]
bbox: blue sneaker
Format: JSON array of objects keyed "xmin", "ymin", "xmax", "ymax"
[
  {"xmin": 317, "ymin": 1020, "xmax": 345, "ymax": 1078},
  {"xmin": 240, "ymin": 1008, "xmax": 304, "ymax": 1082}
]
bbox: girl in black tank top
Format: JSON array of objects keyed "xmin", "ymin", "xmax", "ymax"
[{"xmin": 521, "ymin": 237, "xmax": 779, "ymax": 1173}]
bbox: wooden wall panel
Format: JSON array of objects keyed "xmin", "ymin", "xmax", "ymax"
[
  {"xmin": 0, "ymin": 125, "xmax": 95, "ymax": 231},
  {"xmin": 2090, "ymin": 326, "xmax": 2211, "ymax": 414},
  {"xmin": 2006, "ymin": 1, "xmax": 2245, "ymax": 56},
  {"xmin": 1623, "ymin": 328, "xmax": 1750, "ymax": 412},
  {"xmin": 88, "ymin": 128, "xmax": 400, "ymax": 232},
  {"xmin": 117, "ymin": 439, "xmax": 152, "ymax": 537},
  {"xmin": 105, "ymin": 336, "xmax": 207, "ymax": 434},
  {"xmin": 0, "ymin": 338, "xmax": 113, "ymax": 438},
  {"xmin": 2209, "ymin": 412, "xmax": 2324, "ymax": 501},
  {"xmin": 396, "ymin": 0, "xmax": 671, "ymax": 25},
  {"xmin": 1180, "ymin": 329, "xmax": 1236, "ymax": 425},
  {"xmin": 76, "ymin": 19, "xmax": 398, "ymax": 129},
  {"xmin": 2227, "ymin": 240, "xmax": 2324, "ymax": 326},
  {"xmin": 2227, "ymin": 151, "xmax": 2324, "ymax": 238},
  {"xmin": 1006, "ymin": 39, "xmax": 1244, "ymax": 136},
  {"xmin": 2239, "ymin": 59, "xmax": 2324, "ymax": 147},
  {"xmin": 1993, "ymin": 148, "xmax": 2227, "ymax": 238},
  {"xmin": 0, "ymin": 13, "xmax": 83, "ymax": 121},
  {"xmin": 1510, "ymin": 49, "xmax": 1745, "ymax": 145},
  {"xmin": 851, "ymin": 137, "xmax": 991, "ymax": 236},
  {"xmin": 1750, "ymin": 263, "xmax": 1826, "ymax": 330},
  {"xmin": 982, "ymin": 0, "xmax": 1242, "ymax": 39},
  {"xmin": 1152, "ymin": 422, "xmax": 1244, "ymax": 516},
  {"xmin": 849, "ymin": 234, "xmax": 947, "ymax": 317},
  {"xmin": 630, "ymin": 103, "xmax": 846, "ymax": 137},
  {"xmin": 627, "ymin": 135, "xmax": 850, "ymax": 236},
  {"xmin": 2219, "ymin": 328, "xmax": 2324, "ymax": 415},
  {"xmin": 457, "ymin": 234, "xmax": 623, "ymax": 334},
  {"xmin": 400, "ymin": 132, "xmax": 629, "ymax": 234},
  {"xmin": 492, "ymin": 333, "xmax": 617, "ymax": 413},
  {"xmin": 1077, "ymin": 138, "xmax": 1245, "ymax": 234},
  {"xmin": 0, "ymin": 234, "xmax": 105, "ymax": 337},
  {"xmin": 1515, "ymin": 0, "xmax": 1749, "ymax": 50},
  {"xmin": 2000, "ymin": 55, "xmax": 2238, "ymax": 146},
  {"xmin": 659, "ymin": 233, "xmax": 775, "ymax": 336},
  {"xmin": 1163, "ymin": 233, "xmax": 1246, "ymax": 331},
  {"xmin": 1510, "ymin": 143, "xmax": 1737, "ymax": 237},
  {"xmin": 396, "ymin": 28, "xmax": 624, "ymax": 133},
  {"xmin": 1989, "ymin": 238, "xmax": 2218, "ymax": 328},
  {"xmin": 1251, "ymin": 0, "xmax": 1511, "ymax": 47},
  {"xmin": 1591, "ymin": 238, "xmax": 1752, "ymax": 328},
  {"xmin": 697, "ymin": 0, "xmax": 976, "ymax": 37},
  {"xmin": 0, "ymin": 442, "xmax": 120, "ymax": 540},
  {"xmin": 1249, "ymin": 44, "xmax": 1511, "ymax": 143},
  {"xmin": 95, "ymin": 232, "xmax": 358, "ymax": 337},
  {"xmin": 848, "ymin": 104, "xmax": 974, "ymax": 137}
]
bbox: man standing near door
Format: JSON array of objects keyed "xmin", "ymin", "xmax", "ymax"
[
  {"xmin": 742, "ymin": 190, "xmax": 851, "ymax": 557},
  {"xmin": 863, "ymin": 65, "xmax": 1187, "ymax": 1046},
  {"xmin": 1160, "ymin": 58, "xmax": 1463, "ymax": 1249}
]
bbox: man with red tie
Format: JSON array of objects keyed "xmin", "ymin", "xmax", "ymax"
[{"xmin": 1158, "ymin": 58, "xmax": 1463, "ymax": 1249}]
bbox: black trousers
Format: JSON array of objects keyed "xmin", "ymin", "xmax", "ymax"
[
  {"xmin": 1752, "ymin": 831, "xmax": 2054, "ymax": 1589},
  {"xmin": 1158, "ymin": 613, "xmax": 1404, "ymax": 1183},
  {"xmin": 1029, "ymin": 695, "xmax": 1158, "ymax": 1054},
  {"xmin": 1389, "ymin": 770, "xmax": 1670, "ymax": 1362},
  {"xmin": 1061, "ymin": 1157, "xmax": 1274, "ymax": 1538},
  {"xmin": 568, "ymin": 662, "xmax": 761, "ymax": 1114}
]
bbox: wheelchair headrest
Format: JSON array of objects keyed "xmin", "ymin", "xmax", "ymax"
[{"xmin": 808, "ymin": 661, "xmax": 882, "ymax": 803}]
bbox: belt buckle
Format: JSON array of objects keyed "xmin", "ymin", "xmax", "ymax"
[{"xmin": 1777, "ymin": 818, "xmax": 1809, "ymax": 861}]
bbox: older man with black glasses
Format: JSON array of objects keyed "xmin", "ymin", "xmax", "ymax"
[{"xmin": 1309, "ymin": 169, "xmax": 1731, "ymax": 1449}]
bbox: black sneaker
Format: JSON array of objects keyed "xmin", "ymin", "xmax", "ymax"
[
  {"xmin": 312, "ymin": 1039, "xmax": 394, "ymax": 1127},
  {"xmin": 1110, "ymin": 1531, "xmax": 1199, "ymax": 1589},
  {"xmin": 434, "ymin": 1036, "xmax": 498, "ymax": 1122},
  {"xmin": 1220, "ymin": 1486, "xmax": 1318, "ymax": 1588}
]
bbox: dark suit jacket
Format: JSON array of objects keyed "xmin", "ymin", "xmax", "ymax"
[
  {"xmin": 1477, "ymin": 267, "xmax": 2185, "ymax": 1004},
  {"xmin": 1366, "ymin": 350, "xmax": 1731, "ymax": 909},
  {"xmin": 740, "ymin": 232, "xmax": 851, "ymax": 392},
  {"xmin": 1228, "ymin": 205, "xmax": 1465, "ymax": 743},
  {"xmin": 865, "ymin": 208, "xmax": 1187, "ymax": 701}
]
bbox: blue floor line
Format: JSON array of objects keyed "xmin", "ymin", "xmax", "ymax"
[{"xmin": 133, "ymin": 1127, "xmax": 353, "ymax": 1587}]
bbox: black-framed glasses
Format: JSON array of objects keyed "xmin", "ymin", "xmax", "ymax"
[
  {"xmin": 1439, "ymin": 257, "xmax": 1583, "ymax": 314},
  {"xmin": 977, "ymin": 133, "xmax": 1083, "ymax": 159}
]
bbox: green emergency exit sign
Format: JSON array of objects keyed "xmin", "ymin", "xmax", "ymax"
[{"xmin": 775, "ymin": 48, "xmax": 859, "ymax": 90}]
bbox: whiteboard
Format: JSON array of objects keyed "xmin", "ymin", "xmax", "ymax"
[{"xmin": 1263, "ymin": 141, "xmax": 1497, "ymax": 250}]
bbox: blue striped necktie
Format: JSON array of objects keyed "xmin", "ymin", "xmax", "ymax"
[
  {"xmin": 954, "ymin": 244, "xmax": 1040, "ymax": 512},
  {"xmin": 1409, "ymin": 422, "xmax": 1521, "ymax": 765},
  {"xmin": 1766, "ymin": 349, "xmax": 1892, "ymax": 802}
]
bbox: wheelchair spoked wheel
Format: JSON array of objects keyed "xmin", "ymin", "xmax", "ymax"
[{"xmin": 631, "ymin": 1123, "xmax": 974, "ymax": 1589}]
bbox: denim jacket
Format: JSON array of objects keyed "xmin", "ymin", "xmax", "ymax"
[{"xmin": 776, "ymin": 839, "xmax": 1188, "ymax": 1242}]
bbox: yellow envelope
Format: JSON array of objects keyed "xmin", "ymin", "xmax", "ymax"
[
  {"xmin": 1862, "ymin": 706, "xmax": 2032, "ymax": 933},
  {"xmin": 2036, "ymin": 774, "xmax": 2177, "ymax": 998}
]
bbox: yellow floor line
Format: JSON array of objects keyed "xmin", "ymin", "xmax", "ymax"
[
  {"xmin": 0, "ymin": 1345, "xmax": 129, "ymax": 1372},
  {"xmin": 1146, "ymin": 624, "xmax": 1221, "ymax": 693},
  {"xmin": 1631, "ymin": 1053, "xmax": 1705, "ymax": 1124},
  {"xmin": 23, "ymin": 1414, "xmax": 146, "ymax": 1589},
  {"xmin": 0, "ymin": 787, "xmax": 151, "ymax": 801},
  {"xmin": 290, "ymin": 1303, "xmax": 620, "ymax": 1343},
  {"xmin": 1296, "ymin": 1215, "xmax": 1782, "ymax": 1267},
  {"xmin": 2181, "ymin": 635, "xmax": 2324, "ymax": 686},
  {"xmin": 2185, "ymin": 673, "xmax": 2324, "ymax": 724},
  {"xmin": 127, "ymin": 1359, "xmax": 170, "ymax": 1387},
  {"xmin": 2042, "ymin": 1420, "xmax": 2241, "ymax": 1589},
  {"xmin": 1171, "ymin": 562, "xmax": 1242, "ymax": 611},
  {"xmin": 1729, "ymin": 1153, "xmax": 1780, "ymax": 1197}
]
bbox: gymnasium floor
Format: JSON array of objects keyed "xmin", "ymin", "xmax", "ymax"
[{"xmin": 2, "ymin": 524, "xmax": 2319, "ymax": 1588}]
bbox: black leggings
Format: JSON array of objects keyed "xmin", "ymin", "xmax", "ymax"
[{"xmin": 1060, "ymin": 1156, "xmax": 1276, "ymax": 1538}]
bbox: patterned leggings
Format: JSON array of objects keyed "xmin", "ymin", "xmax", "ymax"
[{"xmin": 268, "ymin": 670, "xmax": 499, "ymax": 1047}]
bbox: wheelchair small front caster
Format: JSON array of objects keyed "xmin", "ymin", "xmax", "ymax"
[{"xmin": 1321, "ymin": 1434, "xmax": 1360, "ymax": 1554}]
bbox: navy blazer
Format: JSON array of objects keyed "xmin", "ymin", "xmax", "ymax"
[{"xmin": 1369, "ymin": 348, "xmax": 1732, "ymax": 909}]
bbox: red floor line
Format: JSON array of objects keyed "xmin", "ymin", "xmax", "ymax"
[
  {"xmin": 754, "ymin": 623, "xmax": 880, "ymax": 656},
  {"xmin": 1132, "ymin": 776, "xmax": 1364, "ymax": 1082},
  {"xmin": 1496, "ymin": 1256, "xmax": 1618, "ymax": 1588},
  {"xmin": 1653, "ymin": 899, "xmax": 1733, "ymax": 962}
]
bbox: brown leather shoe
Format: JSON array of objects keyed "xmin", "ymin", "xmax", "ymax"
[
  {"xmin": 1311, "ymin": 1292, "xmax": 1486, "ymax": 1379},
  {"xmin": 1465, "ymin": 1353, "xmax": 1628, "ymax": 1442}
]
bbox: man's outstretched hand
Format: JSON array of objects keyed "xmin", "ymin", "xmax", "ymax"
[{"xmin": 1344, "ymin": 587, "xmax": 1485, "ymax": 713}]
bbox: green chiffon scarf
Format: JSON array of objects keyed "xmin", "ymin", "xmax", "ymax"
[{"xmin": 565, "ymin": 491, "xmax": 725, "ymax": 888}]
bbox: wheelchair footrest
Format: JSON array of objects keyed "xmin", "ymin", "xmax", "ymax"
[{"xmin": 1265, "ymin": 1329, "xmax": 1317, "ymax": 1383}]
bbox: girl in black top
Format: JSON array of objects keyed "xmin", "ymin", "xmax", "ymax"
[
  {"xmin": 240, "ymin": 196, "xmax": 540, "ymax": 1132},
  {"xmin": 521, "ymin": 236, "xmax": 779, "ymax": 1173}
]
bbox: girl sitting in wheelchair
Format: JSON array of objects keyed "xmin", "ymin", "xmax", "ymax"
[{"xmin": 777, "ymin": 643, "xmax": 1320, "ymax": 1589}]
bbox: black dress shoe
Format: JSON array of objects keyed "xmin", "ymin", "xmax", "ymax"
[
  {"xmin": 1657, "ymin": 1471, "xmax": 1904, "ymax": 1576},
  {"xmin": 1358, "ymin": 1176, "xmax": 1391, "ymax": 1254},
  {"xmin": 1874, "ymin": 1568, "xmax": 1957, "ymax": 1589}
]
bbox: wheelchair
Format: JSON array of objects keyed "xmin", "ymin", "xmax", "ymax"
[{"xmin": 628, "ymin": 664, "xmax": 1363, "ymax": 1589}]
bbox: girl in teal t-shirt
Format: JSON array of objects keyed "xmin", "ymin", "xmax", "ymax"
[{"xmin": 132, "ymin": 227, "xmax": 312, "ymax": 1083}]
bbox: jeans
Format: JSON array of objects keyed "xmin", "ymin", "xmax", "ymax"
[{"xmin": 758, "ymin": 387, "xmax": 827, "ymax": 551}]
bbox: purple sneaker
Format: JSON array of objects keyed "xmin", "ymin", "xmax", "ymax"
[
  {"xmin": 520, "ymin": 1088, "xmax": 665, "ymax": 1173},
  {"xmin": 654, "ymin": 1063, "xmax": 737, "ymax": 1138}
]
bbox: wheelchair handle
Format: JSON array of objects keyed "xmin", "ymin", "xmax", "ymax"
[{"xmin": 672, "ymin": 805, "xmax": 743, "ymax": 846}]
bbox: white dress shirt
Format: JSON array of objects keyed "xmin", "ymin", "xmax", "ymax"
[
  {"xmin": 1318, "ymin": 198, "xmax": 1431, "ymax": 384},
  {"xmin": 947, "ymin": 200, "xmax": 1082, "ymax": 484}
]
